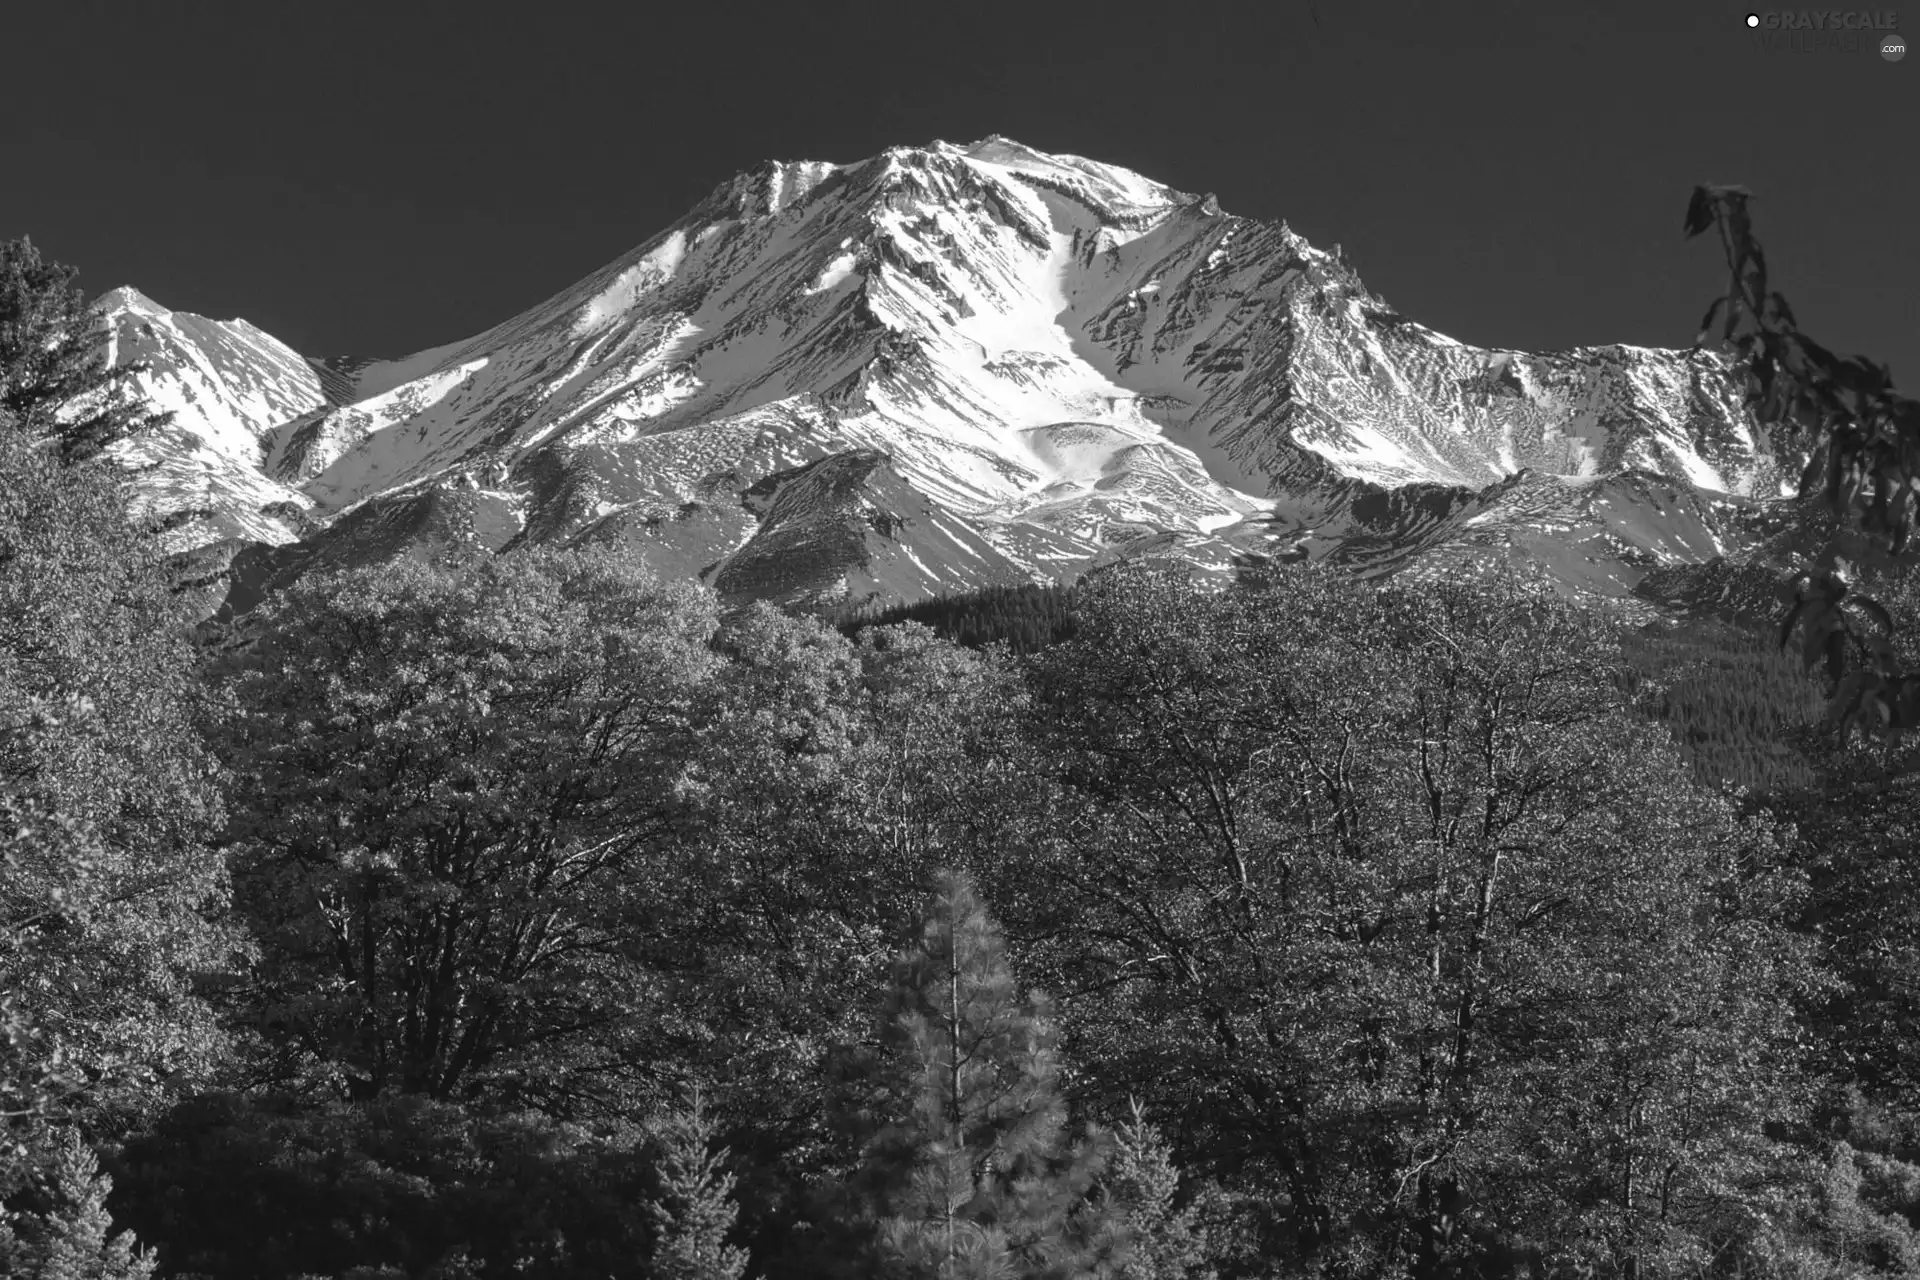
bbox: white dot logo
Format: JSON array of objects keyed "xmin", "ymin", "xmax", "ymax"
[
  {"xmin": 1746, "ymin": 12, "xmax": 1760, "ymax": 26},
  {"xmin": 1886, "ymin": 33, "xmax": 1907, "ymax": 60}
]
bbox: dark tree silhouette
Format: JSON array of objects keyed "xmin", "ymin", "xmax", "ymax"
[
  {"xmin": 0, "ymin": 238, "xmax": 168, "ymax": 465},
  {"xmin": 1685, "ymin": 185, "xmax": 1920, "ymax": 735}
]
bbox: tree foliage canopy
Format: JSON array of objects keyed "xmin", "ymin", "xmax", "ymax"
[
  {"xmin": 206, "ymin": 548, "xmax": 720, "ymax": 1112},
  {"xmin": 1005, "ymin": 562, "xmax": 1825, "ymax": 1277},
  {"xmin": 0, "ymin": 421, "xmax": 233, "ymax": 1141}
]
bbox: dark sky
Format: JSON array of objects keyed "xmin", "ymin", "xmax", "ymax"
[{"xmin": 4, "ymin": 0, "xmax": 1912, "ymax": 384}]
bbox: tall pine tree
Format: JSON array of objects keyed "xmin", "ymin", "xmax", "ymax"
[
  {"xmin": 840, "ymin": 870, "xmax": 1116, "ymax": 1280},
  {"xmin": 0, "ymin": 239, "xmax": 166, "ymax": 466}
]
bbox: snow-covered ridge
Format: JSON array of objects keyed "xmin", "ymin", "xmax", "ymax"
[
  {"xmin": 94, "ymin": 287, "xmax": 322, "ymax": 554},
  {"xmin": 97, "ymin": 137, "xmax": 1778, "ymax": 611},
  {"xmin": 100, "ymin": 287, "xmax": 325, "ymax": 459}
]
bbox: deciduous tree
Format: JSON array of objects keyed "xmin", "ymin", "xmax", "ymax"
[
  {"xmin": 206, "ymin": 548, "xmax": 718, "ymax": 1113},
  {"xmin": 1009, "ymin": 561, "xmax": 1823, "ymax": 1277},
  {"xmin": 0, "ymin": 419, "xmax": 233, "ymax": 1144}
]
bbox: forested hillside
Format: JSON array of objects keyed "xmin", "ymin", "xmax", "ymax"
[
  {"xmin": 832, "ymin": 582, "xmax": 1082, "ymax": 654},
  {"xmin": 8, "ymin": 235, "xmax": 1920, "ymax": 1280}
]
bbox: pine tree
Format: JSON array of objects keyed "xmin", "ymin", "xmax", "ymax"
[
  {"xmin": 0, "ymin": 238, "xmax": 167, "ymax": 466},
  {"xmin": 644, "ymin": 1088, "xmax": 750, "ymax": 1280},
  {"xmin": 1099, "ymin": 1102, "xmax": 1214, "ymax": 1280},
  {"xmin": 843, "ymin": 870, "xmax": 1116, "ymax": 1280},
  {"xmin": 0, "ymin": 1128, "xmax": 156, "ymax": 1279}
]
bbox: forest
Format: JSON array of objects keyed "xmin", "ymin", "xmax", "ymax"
[{"xmin": 4, "ymin": 210, "xmax": 1920, "ymax": 1280}]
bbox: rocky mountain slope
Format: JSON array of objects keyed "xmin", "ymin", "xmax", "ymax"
[{"xmin": 96, "ymin": 136, "xmax": 1784, "ymax": 615}]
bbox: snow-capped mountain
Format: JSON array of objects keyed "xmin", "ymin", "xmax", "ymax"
[
  {"xmin": 96, "ymin": 136, "xmax": 1781, "ymax": 614},
  {"xmin": 98, "ymin": 287, "xmax": 322, "ymax": 550}
]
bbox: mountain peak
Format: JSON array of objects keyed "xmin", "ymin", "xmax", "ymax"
[
  {"xmin": 96, "ymin": 285, "xmax": 169, "ymax": 318},
  {"xmin": 91, "ymin": 139, "xmax": 1778, "ymax": 618},
  {"xmin": 954, "ymin": 136, "xmax": 1194, "ymax": 213}
]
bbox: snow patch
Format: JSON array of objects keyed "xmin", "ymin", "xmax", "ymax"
[
  {"xmin": 576, "ymin": 230, "xmax": 688, "ymax": 334},
  {"xmin": 808, "ymin": 252, "xmax": 859, "ymax": 294}
]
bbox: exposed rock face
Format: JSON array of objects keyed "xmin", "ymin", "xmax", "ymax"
[
  {"xmin": 707, "ymin": 449, "xmax": 1033, "ymax": 608},
  {"xmin": 96, "ymin": 137, "xmax": 1783, "ymax": 614}
]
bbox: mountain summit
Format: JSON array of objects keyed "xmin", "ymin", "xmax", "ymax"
[{"xmin": 97, "ymin": 137, "xmax": 1781, "ymax": 614}]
